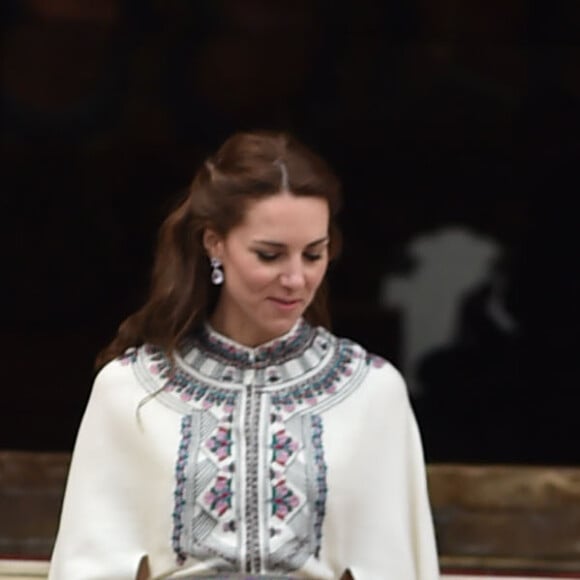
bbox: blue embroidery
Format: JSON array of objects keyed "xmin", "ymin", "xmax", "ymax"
[
  {"xmin": 196, "ymin": 320, "xmax": 313, "ymax": 368},
  {"xmin": 118, "ymin": 347, "xmax": 138, "ymax": 365},
  {"xmin": 146, "ymin": 346, "xmax": 237, "ymax": 409},
  {"xmin": 365, "ymin": 352, "xmax": 386, "ymax": 368},
  {"xmin": 173, "ymin": 414, "xmax": 192, "ymax": 564},
  {"xmin": 271, "ymin": 342, "xmax": 354, "ymax": 410},
  {"xmin": 311, "ymin": 415, "xmax": 327, "ymax": 557}
]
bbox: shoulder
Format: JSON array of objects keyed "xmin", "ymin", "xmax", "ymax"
[
  {"xmin": 90, "ymin": 345, "xmax": 151, "ymax": 402},
  {"xmin": 317, "ymin": 326, "xmax": 408, "ymax": 401},
  {"xmin": 95, "ymin": 347, "xmax": 139, "ymax": 384}
]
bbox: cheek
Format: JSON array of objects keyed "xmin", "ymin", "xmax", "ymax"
[
  {"xmin": 231, "ymin": 258, "xmax": 277, "ymax": 292},
  {"xmin": 307, "ymin": 261, "xmax": 329, "ymax": 288},
  {"xmin": 247, "ymin": 268, "xmax": 277, "ymax": 291}
]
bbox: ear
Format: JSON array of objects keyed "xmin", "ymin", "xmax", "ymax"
[{"xmin": 203, "ymin": 227, "xmax": 224, "ymax": 259}]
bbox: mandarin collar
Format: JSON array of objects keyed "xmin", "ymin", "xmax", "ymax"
[{"xmin": 192, "ymin": 318, "xmax": 314, "ymax": 368}]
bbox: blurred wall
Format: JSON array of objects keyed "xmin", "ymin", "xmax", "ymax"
[{"xmin": 1, "ymin": 0, "xmax": 579, "ymax": 464}]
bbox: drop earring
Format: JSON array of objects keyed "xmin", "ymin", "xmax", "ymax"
[{"xmin": 210, "ymin": 257, "xmax": 224, "ymax": 285}]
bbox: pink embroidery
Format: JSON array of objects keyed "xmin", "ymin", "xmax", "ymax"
[
  {"xmin": 272, "ymin": 429, "xmax": 299, "ymax": 466},
  {"xmin": 272, "ymin": 480, "xmax": 300, "ymax": 520},
  {"xmin": 206, "ymin": 426, "xmax": 233, "ymax": 461},
  {"xmin": 204, "ymin": 476, "xmax": 233, "ymax": 516}
]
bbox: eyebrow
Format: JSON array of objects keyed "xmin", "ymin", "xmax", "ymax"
[{"xmin": 253, "ymin": 236, "xmax": 329, "ymax": 248}]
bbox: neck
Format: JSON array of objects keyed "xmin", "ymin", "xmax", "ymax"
[{"xmin": 208, "ymin": 309, "xmax": 281, "ymax": 348}]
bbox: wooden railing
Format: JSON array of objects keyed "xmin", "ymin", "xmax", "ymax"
[
  {"xmin": 427, "ymin": 464, "xmax": 580, "ymax": 574},
  {"xmin": 1, "ymin": 452, "xmax": 580, "ymax": 575}
]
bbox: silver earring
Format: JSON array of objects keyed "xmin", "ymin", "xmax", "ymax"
[{"xmin": 210, "ymin": 257, "xmax": 224, "ymax": 285}]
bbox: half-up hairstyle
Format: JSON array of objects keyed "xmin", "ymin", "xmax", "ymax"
[{"xmin": 96, "ymin": 130, "xmax": 342, "ymax": 369}]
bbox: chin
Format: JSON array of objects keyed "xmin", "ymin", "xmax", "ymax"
[
  {"xmin": 261, "ymin": 317, "xmax": 298, "ymax": 339},
  {"xmin": 269, "ymin": 318, "xmax": 296, "ymax": 332}
]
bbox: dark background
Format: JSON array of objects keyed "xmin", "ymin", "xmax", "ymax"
[{"xmin": 1, "ymin": 0, "xmax": 578, "ymax": 464}]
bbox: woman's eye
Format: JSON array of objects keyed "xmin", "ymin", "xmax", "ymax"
[
  {"xmin": 256, "ymin": 251, "xmax": 280, "ymax": 262},
  {"xmin": 304, "ymin": 253, "xmax": 323, "ymax": 262}
]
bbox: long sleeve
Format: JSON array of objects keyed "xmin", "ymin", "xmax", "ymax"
[
  {"xmin": 48, "ymin": 360, "xmax": 179, "ymax": 580},
  {"xmin": 405, "ymin": 407, "xmax": 441, "ymax": 579},
  {"xmin": 320, "ymin": 362, "xmax": 440, "ymax": 580}
]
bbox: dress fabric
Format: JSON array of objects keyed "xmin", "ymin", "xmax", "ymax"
[{"xmin": 48, "ymin": 320, "xmax": 440, "ymax": 579}]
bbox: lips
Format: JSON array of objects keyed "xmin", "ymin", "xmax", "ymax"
[{"xmin": 267, "ymin": 297, "xmax": 303, "ymax": 309}]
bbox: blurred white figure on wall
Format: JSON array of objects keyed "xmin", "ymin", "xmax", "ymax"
[{"xmin": 379, "ymin": 225, "xmax": 516, "ymax": 395}]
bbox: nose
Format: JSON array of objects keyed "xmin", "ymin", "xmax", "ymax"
[{"xmin": 280, "ymin": 259, "xmax": 306, "ymax": 290}]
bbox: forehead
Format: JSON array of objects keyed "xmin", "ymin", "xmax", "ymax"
[{"xmin": 232, "ymin": 193, "xmax": 329, "ymax": 239}]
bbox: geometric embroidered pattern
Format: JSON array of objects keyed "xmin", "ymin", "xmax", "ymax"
[{"xmin": 125, "ymin": 320, "xmax": 373, "ymax": 573}]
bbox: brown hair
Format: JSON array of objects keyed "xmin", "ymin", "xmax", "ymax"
[{"xmin": 96, "ymin": 130, "xmax": 342, "ymax": 369}]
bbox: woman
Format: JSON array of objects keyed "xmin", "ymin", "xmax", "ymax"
[{"xmin": 49, "ymin": 131, "xmax": 439, "ymax": 579}]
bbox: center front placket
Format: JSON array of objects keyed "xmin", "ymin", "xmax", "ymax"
[{"xmin": 240, "ymin": 351, "xmax": 264, "ymax": 574}]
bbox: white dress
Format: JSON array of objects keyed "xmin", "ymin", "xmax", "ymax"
[{"xmin": 49, "ymin": 320, "xmax": 440, "ymax": 579}]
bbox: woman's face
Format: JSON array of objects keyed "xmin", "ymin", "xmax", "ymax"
[{"xmin": 205, "ymin": 192, "xmax": 330, "ymax": 346}]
